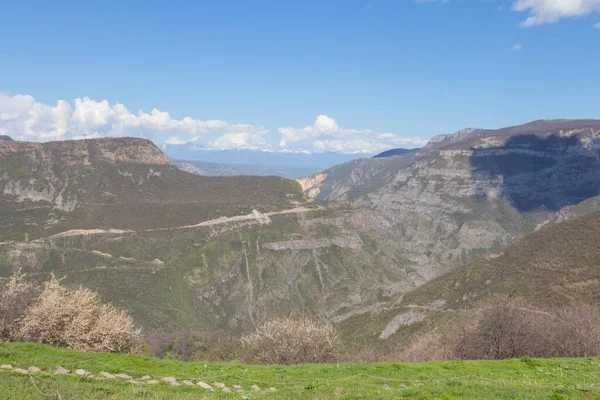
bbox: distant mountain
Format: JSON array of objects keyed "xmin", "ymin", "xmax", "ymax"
[
  {"xmin": 0, "ymin": 135, "xmax": 14, "ymax": 142},
  {"xmin": 162, "ymin": 145, "xmax": 371, "ymax": 169},
  {"xmin": 373, "ymin": 148, "xmax": 415, "ymax": 158},
  {"xmin": 173, "ymin": 159, "xmax": 318, "ymax": 179}
]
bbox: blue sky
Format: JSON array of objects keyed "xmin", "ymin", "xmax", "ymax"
[{"xmin": 1, "ymin": 0, "xmax": 599, "ymax": 153}]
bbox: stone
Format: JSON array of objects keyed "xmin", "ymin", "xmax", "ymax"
[
  {"xmin": 0, "ymin": 365, "xmax": 12, "ymax": 370},
  {"xmin": 140, "ymin": 375, "xmax": 152, "ymax": 380},
  {"xmin": 54, "ymin": 366, "xmax": 69, "ymax": 375},
  {"xmin": 115, "ymin": 373, "xmax": 133, "ymax": 380},
  {"xmin": 74, "ymin": 369, "xmax": 89, "ymax": 376},
  {"xmin": 161, "ymin": 377, "xmax": 177, "ymax": 383},
  {"xmin": 12, "ymin": 368, "xmax": 29, "ymax": 375},
  {"xmin": 232, "ymin": 384, "xmax": 242, "ymax": 389},
  {"xmin": 197, "ymin": 382, "xmax": 213, "ymax": 390},
  {"xmin": 99, "ymin": 372, "xmax": 116, "ymax": 379},
  {"xmin": 170, "ymin": 382, "xmax": 181, "ymax": 386},
  {"xmin": 267, "ymin": 387, "xmax": 277, "ymax": 392},
  {"xmin": 27, "ymin": 366, "xmax": 41, "ymax": 373},
  {"xmin": 146, "ymin": 380, "xmax": 160, "ymax": 385},
  {"xmin": 251, "ymin": 384, "xmax": 261, "ymax": 391},
  {"xmin": 213, "ymin": 382, "xmax": 226, "ymax": 389},
  {"xmin": 127, "ymin": 380, "xmax": 142, "ymax": 385},
  {"xmin": 222, "ymin": 387, "xmax": 232, "ymax": 393},
  {"xmin": 182, "ymin": 380, "xmax": 195, "ymax": 386}
]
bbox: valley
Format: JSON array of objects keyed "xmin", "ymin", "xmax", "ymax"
[{"xmin": 2, "ymin": 119, "xmax": 600, "ymax": 352}]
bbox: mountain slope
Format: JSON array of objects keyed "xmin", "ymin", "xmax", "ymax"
[
  {"xmin": 340, "ymin": 209, "xmax": 600, "ymax": 349},
  {"xmin": 0, "ymin": 137, "xmax": 302, "ymax": 239},
  {"xmin": 2, "ymin": 120, "xmax": 600, "ymax": 339}
]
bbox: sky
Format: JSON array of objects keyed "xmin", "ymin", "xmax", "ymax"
[{"xmin": 1, "ymin": 0, "xmax": 599, "ymax": 154}]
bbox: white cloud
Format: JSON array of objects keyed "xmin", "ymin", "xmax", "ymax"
[
  {"xmin": 595, "ymin": 22, "xmax": 600, "ymax": 28},
  {"xmin": 513, "ymin": 44, "xmax": 523, "ymax": 51},
  {"xmin": 0, "ymin": 93, "xmax": 267, "ymax": 150},
  {"xmin": 513, "ymin": 0, "xmax": 600, "ymax": 26},
  {"xmin": 277, "ymin": 115, "xmax": 428, "ymax": 153}
]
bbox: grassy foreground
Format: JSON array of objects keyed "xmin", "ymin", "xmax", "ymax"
[{"xmin": 1, "ymin": 343, "xmax": 600, "ymax": 399}]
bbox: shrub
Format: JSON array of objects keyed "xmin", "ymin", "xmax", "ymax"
[
  {"xmin": 0, "ymin": 271, "xmax": 39, "ymax": 341},
  {"xmin": 398, "ymin": 296, "xmax": 600, "ymax": 362},
  {"xmin": 18, "ymin": 276, "xmax": 140, "ymax": 353},
  {"xmin": 241, "ymin": 314, "xmax": 340, "ymax": 364}
]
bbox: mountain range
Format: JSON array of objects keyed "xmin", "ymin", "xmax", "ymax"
[{"xmin": 2, "ymin": 119, "xmax": 600, "ymax": 351}]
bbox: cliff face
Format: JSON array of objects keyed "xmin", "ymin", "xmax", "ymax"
[
  {"xmin": 0, "ymin": 137, "xmax": 173, "ymax": 167},
  {"xmin": 0, "ymin": 137, "xmax": 302, "ymax": 238},
  {"xmin": 300, "ymin": 120, "xmax": 600, "ymax": 282}
]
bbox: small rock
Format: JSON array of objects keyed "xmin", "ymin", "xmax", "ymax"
[
  {"xmin": 115, "ymin": 373, "xmax": 133, "ymax": 380},
  {"xmin": 267, "ymin": 387, "xmax": 277, "ymax": 392},
  {"xmin": 99, "ymin": 372, "xmax": 116, "ymax": 379},
  {"xmin": 400, "ymin": 384, "xmax": 407, "ymax": 388},
  {"xmin": 251, "ymin": 384, "xmax": 261, "ymax": 391},
  {"xmin": 146, "ymin": 380, "xmax": 160, "ymax": 385},
  {"xmin": 213, "ymin": 382, "xmax": 226, "ymax": 389},
  {"xmin": 12, "ymin": 368, "xmax": 29, "ymax": 375},
  {"xmin": 161, "ymin": 377, "xmax": 177, "ymax": 383},
  {"xmin": 54, "ymin": 366, "xmax": 69, "ymax": 375},
  {"xmin": 197, "ymin": 382, "xmax": 213, "ymax": 390},
  {"xmin": 27, "ymin": 366, "xmax": 41, "ymax": 373},
  {"xmin": 222, "ymin": 387, "xmax": 232, "ymax": 393},
  {"xmin": 182, "ymin": 380, "xmax": 195, "ymax": 386},
  {"xmin": 0, "ymin": 365, "xmax": 12, "ymax": 370},
  {"xmin": 171, "ymin": 382, "xmax": 181, "ymax": 386},
  {"xmin": 140, "ymin": 375, "xmax": 152, "ymax": 380},
  {"xmin": 74, "ymin": 369, "xmax": 89, "ymax": 376},
  {"xmin": 128, "ymin": 380, "xmax": 144, "ymax": 385},
  {"xmin": 232, "ymin": 384, "xmax": 242, "ymax": 389}
]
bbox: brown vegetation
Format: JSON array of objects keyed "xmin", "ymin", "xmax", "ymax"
[
  {"xmin": 397, "ymin": 295, "xmax": 600, "ymax": 362},
  {"xmin": 0, "ymin": 272, "xmax": 39, "ymax": 341},
  {"xmin": 1, "ymin": 274, "xmax": 140, "ymax": 353},
  {"xmin": 241, "ymin": 314, "xmax": 341, "ymax": 365}
]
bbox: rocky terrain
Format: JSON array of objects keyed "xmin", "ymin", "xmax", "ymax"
[{"xmin": 2, "ymin": 120, "xmax": 600, "ymax": 346}]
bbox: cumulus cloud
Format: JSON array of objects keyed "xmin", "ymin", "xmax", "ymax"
[
  {"xmin": 277, "ymin": 115, "xmax": 428, "ymax": 154},
  {"xmin": 513, "ymin": 0, "xmax": 600, "ymax": 26},
  {"xmin": 0, "ymin": 93, "xmax": 267, "ymax": 150},
  {"xmin": 595, "ymin": 22, "xmax": 600, "ymax": 28},
  {"xmin": 513, "ymin": 44, "xmax": 523, "ymax": 51}
]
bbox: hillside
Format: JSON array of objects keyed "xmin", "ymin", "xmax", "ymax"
[
  {"xmin": 340, "ymin": 209, "xmax": 600, "ymax": 349},
  {"xmin": 0, "ymin": 137, "xmax": 302, "ymax": 239},
  {"xmin": 2, "ymin": 121, "xmax": 600, "ymax": 340},
  {"xmin": 2, "ymin": 342, "xmax": 599, "ymax": 399}
]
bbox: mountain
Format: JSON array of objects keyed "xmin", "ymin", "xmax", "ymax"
[
  {"xmin": 0, "ymin": 137, "xmax": 302, "ymax": 239},
  {"xmin": 2, "ymin": 119, "xmax": 600, "ymax": 341},
  {"xmin": 340, "ymin": 208, "xmax": 600, "ymax": 348},
  {"xmin": 162, "ymin": 145, "xmax": 372, "ymax": 169},
  {"xmin": 373, "ymin": 148, "xmax": 415, "ymax": 158},
  {"xmin": 173, "ymin": 159, "xmax": 317, "ymax": 179}
]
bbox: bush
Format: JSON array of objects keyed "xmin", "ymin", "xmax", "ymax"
[
  {"xmin": 241, "ymin": 314, "xmax": 340, "ymax": 364},
  {"xmin": 0, "ymin": 271, "xmax": 39, "ymax": 341},
  {"xmin": 397, "ymin": 296, "xmax": 600, "ymax": 362},
  {"xmin": 18, "ymin": 276, "xmax": 140, "ymax": 353}
]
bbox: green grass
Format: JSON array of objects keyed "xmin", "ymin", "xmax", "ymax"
[{"xmin": 2, "ymin": 343, "xmax": 600, "ymax": 399}]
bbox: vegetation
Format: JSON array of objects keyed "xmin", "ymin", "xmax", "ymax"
[
  {"xmin": 398, "ymin": 296, "xmax": 600, "ymax": 362},
  {"xmin": 241, "ymin": 314, "xmax": 341, "ymax": 364},
  {"xmin": 3, "ymin": 342, "xmax": 600, "ymax": 399},
  {"xmin": 0, "ymin": 273, "xmax": 140, "ymax": 353}
]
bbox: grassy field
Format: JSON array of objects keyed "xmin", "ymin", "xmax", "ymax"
[{"xmin": 1, "ymin": 343, "xmax": 600, "ymax": 399}]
